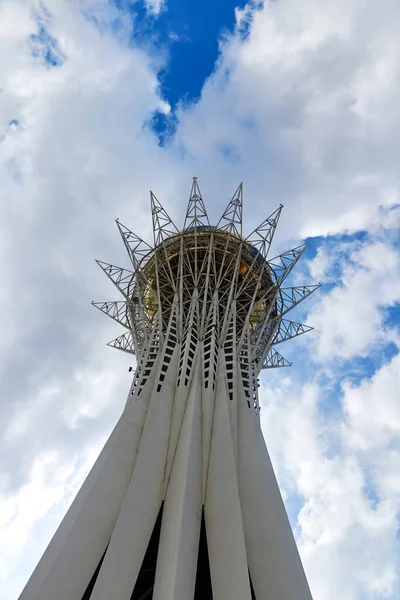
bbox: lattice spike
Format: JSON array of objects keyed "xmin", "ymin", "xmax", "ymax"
[
  {"xmin": 267, "ymin": 243, "xmax": 308, "ymax": 284},
  {"xmin": 116, "ymin": 220, "xmax": 152, "ymax": 268},
  {"xmin": 278, "ymin": 284, "xmax": 321, "ymax": 316},
  {"xmin": 245, "ymin": 205, "xmax": 283, "ymax": 259},
  {"xmin": 107, "ymin": 331, "xmax": 136, "ymax": 355},
  {"xmin": 151, "ymin": 191, "xmax": 179, "ymax": 247},
  {"xmin": 91, "ymin": 301, "xmax": 130, "ymax": 329},
  {"xmin": 261, "ymin": 348, "xmax": 292, "ymax": 369},
  {"xmin": 216, "ymin": 182, "xmax": 243, "ymax": 236},
  {"xmin": 272, "ymin": 319, "xmax": 314, "ymax": 345},
  {"xmin": 95, "ymin": 261, "xmax": 135, "ymax": 299},
  {"xmin": 183, "ymin": 177, "xmax": 210, "ymax": 231}
]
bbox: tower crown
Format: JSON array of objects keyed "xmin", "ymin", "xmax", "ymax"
[
  {"xmin": 94, "ymin": 178, "xmax": 319, "ymax": 373},
  {"xmin": 138, "ymin": 228, "xmax": 277, "ymax": 344}
]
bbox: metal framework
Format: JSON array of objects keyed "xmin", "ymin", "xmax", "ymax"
[{"xmin": 94, "ymin": 178, "xmax": 319, "ymax": 391}]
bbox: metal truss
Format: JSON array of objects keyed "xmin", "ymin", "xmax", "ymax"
[
  {"xmin": 261, "ymin": 348, "xmax": 292, "ymax": 369},
  {"xmin": 92, "ymin": 301, "xmax": 130, "ymax": 329},
  {"xmin": 267, "ymin": 244, "xmax": 308, "ymax": 285},
  {"xmin": 95, "ymin": 261, "xmax": 135, "ymax": 299},
  {"xmin": 277, "ymin": 284, "xmax": 320, "ymax": 315},
  {"xmin": 93, "ymin": 179, "xmax": 319, "ymax": 375},
  {"xmin": 184, "ymin": 177, "xmax": 210, "ymax": 230},
  {"xmin": 245, "ymin": 204, "xmax": 283, "ymax": 259},
  {"xmin": 216, "ymin": 183, "xmax": 243, "ymax": 237},
  {"xmin": 272, "ymin": 319, "xmax": 314, "ymax": 345},
  {"xmin": 116, "ymin": 220, "xmax": 152, "ymax": 268},
  {"xmin": 151, "ymin": 191, "xmax": 178, "ymax": 247},
  {"xmin": 107, "ymin": 331, "xmax": 136, "ymax": 355}
]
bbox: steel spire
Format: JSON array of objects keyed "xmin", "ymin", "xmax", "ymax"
[
  {"xmin": 95, "ymin": 261, "xmax": 135, "ymax": 299},
  {"xmin": 272, "ymin": 319, "xmax": 314, "ymax": 345},
  {"xmin": 261, "ymin": 347, "xmax": 292, "ymax": 369},
  {"xmin": 216, "ymin": 182, "xmax": 243, "ymax": 237},
  {"xmin": 183, "ymin": 177, "xmax": 210, "ymax": 230},
  {"xmin": 91, "ymin": 301, "xmax": 130, "ymax": 329},
  {"xmin": 107, "ymin": 331, "xmax": 136, "ymax": 355},
  {"xmin": 278, "ymin": 284, "xmax": 321, "ymax": 316},
  {"xmin": 151, "ymin": 191, "xmax": 179, "ymax": 247},
  {"xmin": 116, "ymin": 220, "xmax": 152, "ymax": 269},
  {"xmin": 267, "ymin": 243, "xmax": 308, "ymax": 284},
  {"xmin": 245, "ymin": 204, "xmax": 283, "ymax": 259}
]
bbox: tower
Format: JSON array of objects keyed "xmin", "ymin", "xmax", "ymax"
[{"xmin": 20, "ymin": 179, "xmax": 319, "ymax": 600}]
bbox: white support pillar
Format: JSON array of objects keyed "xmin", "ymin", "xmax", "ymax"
[
  {"xmin": 19, "ymin": 364, "xmax": 158, "ymax": 600},
  {"xmin": 237, "ymin": 370, "xmax": 313, "ymax": 600},
  {"xmin": 153, "ymin": 358, "xmax": 202, "ymax": 600},
  {"xmin": 204, "ymin": 359, "xmax": 252, "ymax": 600},
  {"xmin": 90, "ymin": 346, "xmax": 179, "ymax": 600}
]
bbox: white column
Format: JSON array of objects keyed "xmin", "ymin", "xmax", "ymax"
[
  {"xmin": 90, "ymin": 347, "xmax": 179, "ymax": 600},
  {"xmin": 153, "ymin": 358, "xmax": 202, "ymax": 600},
  {"xmin": 19, "ymin": 363, "xmax": 158, "ymax": 600},
  {"xmin": 237, "ymin": 368, "xmax": 313, "ymax": 600},
  {"xmin": 164, "ymin": 384, "xmax": 191, "ymax": 488},
  {"xmin": 204, "ymin": 357, "xmax": 252, "ymax": 600}
]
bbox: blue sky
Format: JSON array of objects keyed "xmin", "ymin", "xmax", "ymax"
[
  {"xmin": 84, "ymin": 0, "xmax": 254, "ymax": 141},
  {"xmin": 128, "ymin": 0, "xmax": 254, "ymax": 141},
  {"xmin": 1, "ymin": 0, "xmax": 400, "ymax": 598},
  {"xmin": 130, "ymin": 0, "xmax": 250, "ymax": 104}
]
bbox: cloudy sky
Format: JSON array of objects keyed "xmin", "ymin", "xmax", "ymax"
[{"xmin": 1, "ymin": 0, "xmax": 400, "ymax": 598}]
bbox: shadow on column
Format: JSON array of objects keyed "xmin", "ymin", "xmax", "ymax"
[
  {"xmin": 194, "ymin": 509, "xmax": 213, "ymax": 599},
  {"xmin": 130, "ymin": 505, "xmax": 164, "ymax": 600},
  {"xmin": 81, "ymin": 548, "xmax": 107, "ymax": 600},
  {"xmin": 249, "ymin": 572, "xmax": 257, "ymax": 600}
]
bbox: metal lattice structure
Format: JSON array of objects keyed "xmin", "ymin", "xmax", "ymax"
[
  {"xmin": 93, "ymin": 178, "xmax": 318, "ymax": 410},
  {"xmin": 20, "ymin": 179, "xmax": 318, "ymax": 600}
]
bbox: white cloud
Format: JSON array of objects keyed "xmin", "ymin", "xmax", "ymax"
[
  {"xmin": 1, "ymin": 0, "xmax": 400, "ymax": 598},
  {"xmin": 144, "ymin": 0, "xmax": 166, "ymax": 17},
  {"xmin": 314, "ymin": 243, "xmax": 399, "ymax": 357},
  {"xmin": 0, "ymin": 443, "xmax": 105, "ymax": 599},
  {"xmin": 305, "ymin": 215, "xmax": 400, "ymax": 360},
  {"xmin": 342, "ymin": 353, "xmax": 400, "ymax": 453},
  {"xmin": 0, "ymin": 450, "xmax": 78, "ymax": 578},
  {"xmin": 259, "ymin": 211, "xmax": 400, "ymax": 599},
  {"xmin": 260, "ymin": 363, "xmax": 400, "ymax": 600},
  {"xmin": 173, "ymin": 0, "xmax": 400, "ymax": 240},
  {"xmin": 0, "ymin": 1, "xmax": 169, "ymax": 594}
]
